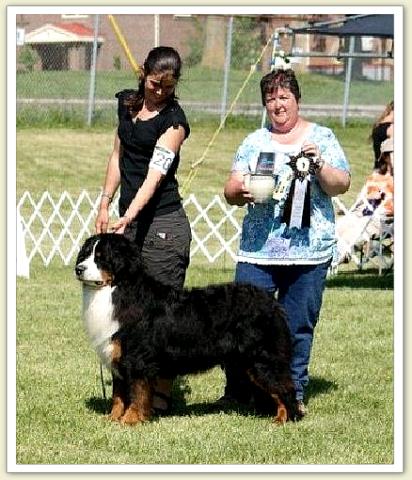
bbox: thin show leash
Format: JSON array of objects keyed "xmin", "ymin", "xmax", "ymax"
[{"xmin": 100, "ymin": 362, "xmax": 107, "ymax": 401}]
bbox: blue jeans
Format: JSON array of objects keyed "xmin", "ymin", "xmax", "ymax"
[{"xmin": 234, "ymin": 260, "xmax": 331, "ymax": 401}]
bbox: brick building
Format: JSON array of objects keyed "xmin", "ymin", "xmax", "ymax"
[
  {"xmin": 15, "ymin": 13, "xmax": 392, "ymax": 80},
  {"xmin": 16, "ymin": 13, "xmax": 199, "ymax": 72}
]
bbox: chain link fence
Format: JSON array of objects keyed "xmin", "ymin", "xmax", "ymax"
[{"xmin": 16, "ymin": 13, "xmax": 393, "ymax": 128}]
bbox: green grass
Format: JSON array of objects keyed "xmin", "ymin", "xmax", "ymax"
[
  {"xmin": 17, "ymin": 68, "xmax": 393, "ymax": 105},
  {"xmin": 16, "ymin": 118, "xmax": 377, "ymax": 207},
  {"xmin": 15, "ymin": 260, "xmax": 394, "ymax": 466},
  {"xmin": 16, "ymin": 120, "xmax": 375, "ymax": 267},
  {"xmin": 16, "ymin": 68, "xmax": 392, "ymax": 128}
]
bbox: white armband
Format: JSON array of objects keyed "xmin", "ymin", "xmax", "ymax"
[{"xmin": 149, "ymin": 145, "xmax": 176, "ymax": 175}]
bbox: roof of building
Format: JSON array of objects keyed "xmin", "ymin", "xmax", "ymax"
[{"xmin": 25, "ymin": 22, "xmax": 104, "ymax": 44}]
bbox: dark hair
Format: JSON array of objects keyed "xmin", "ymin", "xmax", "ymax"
[
  {"xmin": 260, "ymin": 69, "xmax": 301, "ymax": 106},
  {"xmin": 375, "ymin": 151, "xmax": 392, "ymax": 175},
  {"xmin": 369, "ymin": 100, "xmax": 394, "ymax": 161},
  {"xmin": 372, "ymin": 100, "xmax": 394, "ymax": 130},
  {"xmin": 143, "ymin": 46, "xmax": 182, "ymax": 80},
  {"xmin": 124, "ymin": 46, "xmax": 182, "ymax": 116}
]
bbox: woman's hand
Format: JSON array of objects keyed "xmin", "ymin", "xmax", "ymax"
[
  {"xmin": 301, "ymin": 141, "xmax": 350, "ymax": 196},
  {"xmin": 95, "ymin": 207, "xmax": 110, "ymax": 234},
  {"xmin": 224, "ymin": 172, "xmax": 255, "ymax": 206},
  {"xmin": 111, "ymin": 215, "xmax": 132, "ymax": 235},
  {"xmin": 96, "ymin": 132, "xmax": 122, "ymax": 234},
  {"xmin": 301, "ymin": 141, "xmax": 321, "ymax": 160}
]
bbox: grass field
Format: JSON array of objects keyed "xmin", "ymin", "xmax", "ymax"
[
  {"xmin": 16, "ymin": 67, "xmax": 393, "ymax": 129},
  {"xmin": 16, "ymin": 260, "xmax": 394, "ymax": 467},
  {"xmin": 14, "ymin": 116, "xmax": 396, "ymax": 468},
  {"xmin": 16, "ymin": 118, "xmax": 377, "ymax": 205},
  {"xmin": 16, "ymin": 119, "xmax": 378, "ymax": 268},
  {"xmin": 17, "ymin": 67, "xmax": 393, "ymax": 105}
]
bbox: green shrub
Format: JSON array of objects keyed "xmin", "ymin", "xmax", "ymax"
[
  {"xmin": 18, "ymin": 45, "xmax": 40, "ymax": 72},
  {"xmin": 231, "ymin": 17, "xmax": 262, "ymax": 70},
  {"xmin": 113, "ymin": 55, "xmax": 122, "ymax": 71},
  {"xmin": 185, "ymin": 18, "xmax": 205, "ymax": 67}
]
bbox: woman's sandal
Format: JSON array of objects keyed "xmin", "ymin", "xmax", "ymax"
[{"xmin": 152, "ymin": 391, "xmax": 172, "ymax": 415}]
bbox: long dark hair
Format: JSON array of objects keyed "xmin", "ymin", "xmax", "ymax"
[
  {"xmin": 375, "ymin": 151, "xmax": 392, "ymax": 175},
  {"xmin": 260, "ymin": 69, "xmax": 301, "ymax": 106},
  {"xmin": 371, "ymin": 100, "xmax": 394, "ymax": 133},
  {"xmin": 123, "ymin": 46, "xmax": 182, "ymax": 116}
]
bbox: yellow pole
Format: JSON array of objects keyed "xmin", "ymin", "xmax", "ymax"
[{"xmin": 108, "ymin": 15, "xmax": 142, "ymax": 79}]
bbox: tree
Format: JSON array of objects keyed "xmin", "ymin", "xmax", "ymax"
[
  {"xmin": 201, "ymin": 16, "xmax": 226, "ymax": 68},
  {"xmin": 18, "ymin": 45, "xmax": 40, "ymax": 72}
]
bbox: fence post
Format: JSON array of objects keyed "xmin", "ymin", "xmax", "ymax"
[
  {"xmin": 341, "ymin": 35, "xmax": 355, "ymax": 128},
  {"xmin": 220, "ymin": 15, "xmax": 233, "ymax": 126},
  {"xmin": 154, "ymin": 14, "xmax": 160, "ymax": 47},
  {"xmin": 87, "ymin": 14, "xmax": 100, "ymax": 127}
]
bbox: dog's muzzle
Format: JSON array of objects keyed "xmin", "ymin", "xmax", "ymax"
[{"xmin": 75, "ymin": 264, "xmax": 105, "ymax": 287}]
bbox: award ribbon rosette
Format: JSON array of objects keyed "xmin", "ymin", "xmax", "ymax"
[{"xmin": 282, "ymin": 152, "xmax": 319, "ymax": 228}]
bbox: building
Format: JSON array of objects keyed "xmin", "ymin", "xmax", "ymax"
[
  {"xmin": 16, "ymin": 13, "xmax": 393, "ymax": 80},
  {"xmin": 16, "ymin": 13, "xmax": 198, "ymax": 72}
]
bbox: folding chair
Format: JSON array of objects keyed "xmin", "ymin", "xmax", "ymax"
[{"xmin": 334, "ymin": 187, "xmax": 394, "ymax": 274}]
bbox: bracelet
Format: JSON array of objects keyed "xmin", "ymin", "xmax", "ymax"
[
  {"xmin": 313, "ymin": 156, "xmax": 325, "ymax": 174},
  {"xmin": 101, "ymin": 192, "xmax": 113, "ymax": 203}
]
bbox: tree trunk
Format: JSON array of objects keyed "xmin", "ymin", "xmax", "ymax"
[{"xmin": 201, "ymin": 15, "xmax": 226, "ymax": 68}]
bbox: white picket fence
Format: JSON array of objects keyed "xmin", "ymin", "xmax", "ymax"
[
  {"xmin": 16, "ymin": 190, "xmax": 393, "ymax": 273},
  {"xmin": 17, "ymin": 191, "xmax": 243, "ymax": 267}
]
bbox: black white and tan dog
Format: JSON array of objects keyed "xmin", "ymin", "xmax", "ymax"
[{"xmin": 75, "ymin": 233, "xmax": 300, "ymax": 425}]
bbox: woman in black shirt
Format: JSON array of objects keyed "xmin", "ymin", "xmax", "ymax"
[{"xmin": 95, "ymin": 46, "xmax": 192, "ymax": 414}]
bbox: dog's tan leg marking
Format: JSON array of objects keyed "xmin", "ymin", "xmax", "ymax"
[
  {"xmin": 110, "ymin": 376, "xmax": 126, "ymax": 421},
  {"xmin": 246, "ymin": 369, "xmax": 288, "ymax": 424},
  {"xmin": 110, "ymin": 395, "xmax": 125, "ymax": 421},
  {"xmin": 109, "ymin": 340, "xmax": 125, "ymax": 421},
  {"xmin": 120, "ymin": 379, "xmax": 153, "ymax": 425},
  {"xmin": 272, "ymin": 396, "xmax": 288, "ymax": 425}
]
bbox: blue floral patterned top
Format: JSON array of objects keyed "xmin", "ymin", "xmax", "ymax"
[{"xmin": 232, "ymin": 124, "xmax": 350, "ymax": 265}]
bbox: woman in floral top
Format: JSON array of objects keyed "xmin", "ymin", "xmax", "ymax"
[{"xmin": 223, "ymin": 68, "xmax": 351, "ymax": 416}]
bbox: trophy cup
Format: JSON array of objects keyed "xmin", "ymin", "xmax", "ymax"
[{"xmin": 244, "ymin": 152, "xmax": 275, "ymax": 203}]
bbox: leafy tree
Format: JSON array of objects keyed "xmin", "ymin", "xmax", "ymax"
[
  {"xmin": 185, "ymin": 17, "xmax": 205, "ymax": 67},
  {"xmin": 18, "ymin": 45, "xmax": 40, "ymax": 72},
  {"xmin": 231, "ymin": 17, "xmax": 262, "ymax": 70}
]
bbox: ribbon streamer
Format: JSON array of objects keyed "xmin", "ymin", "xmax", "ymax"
[
  {"xmin": 282, "ymin": 178, "xmax": 311, "ymax": 228},
  {"xmin": 282, "ymin": 152, "xmax": 316, "ymax": 228}
]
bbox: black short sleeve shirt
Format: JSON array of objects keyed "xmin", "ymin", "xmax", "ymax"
[{"xmin": 115, "ymin": 89, "xmax": 190, "ymax": 219}]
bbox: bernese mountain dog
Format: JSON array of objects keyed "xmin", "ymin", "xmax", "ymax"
[{"xmin": 75, "ymin": 233, "xmax": 300, "ymax": 425}]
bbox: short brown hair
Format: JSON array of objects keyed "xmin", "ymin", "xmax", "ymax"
[{"xmin": 260, "ymin": 69, "xmax": 301, "ymax": 106}]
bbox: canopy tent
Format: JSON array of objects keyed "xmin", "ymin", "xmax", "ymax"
[
  {"xmin": 279, "ymin": 14, "xmax": 395, "ymax": 126},
  {"xmin": 292, "ymin": 14, "xmax": 394, "ymax": 39}
]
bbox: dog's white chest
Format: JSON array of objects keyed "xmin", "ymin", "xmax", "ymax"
[{"xmin": 82, "ymin": 285, "xmax": 119, "ymax": 369}]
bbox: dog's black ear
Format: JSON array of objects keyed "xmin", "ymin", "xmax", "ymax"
[
  {"xmin": 104, "ymin": 233, "xmax": 144, "ymax": 282},
  {"xmin": 75, "ymin": 234, "xmax": 99, "ymax": 265},
  {"xmin": 118, "ymin": 235, "xmax": 144, "ymax": 278},
  {"xmin": 126, "ymin": 243, "xmax": 145, "ymax": 279}
]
